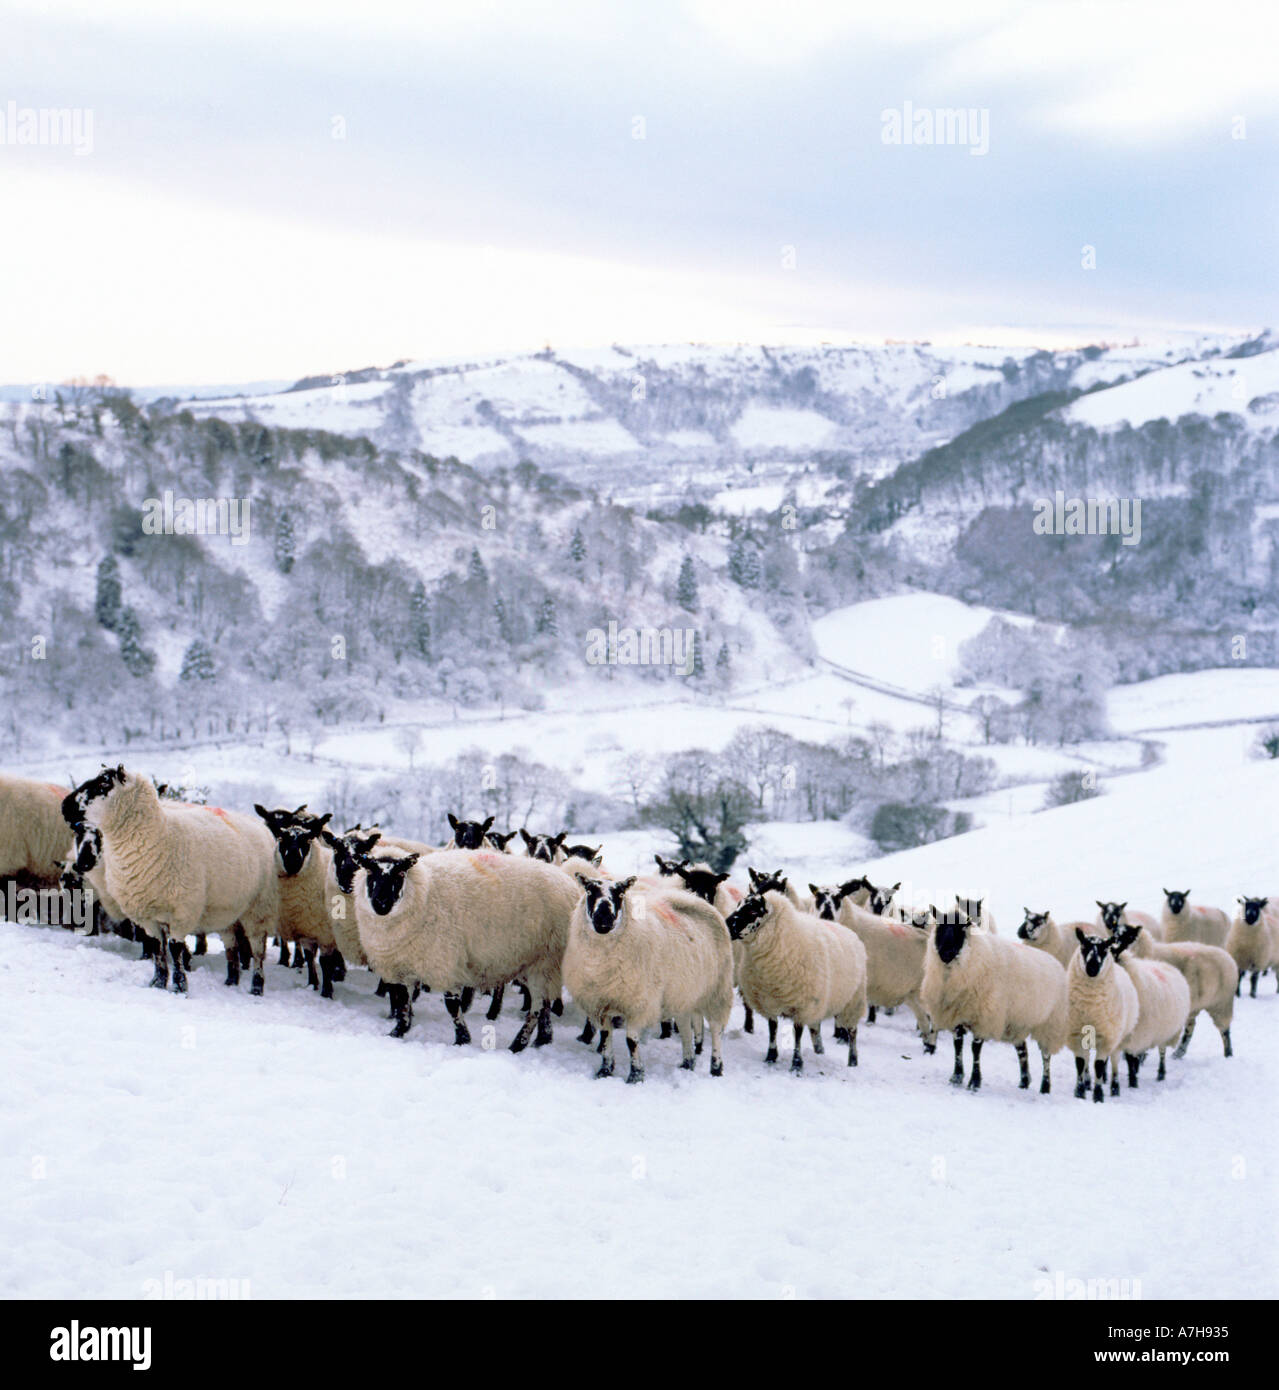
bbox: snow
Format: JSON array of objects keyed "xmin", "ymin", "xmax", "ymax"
[
  {"xmin": 1109, "ymin": 669, "xmax": 1279, "ymax": 731},
  {"xmin": 729, "ymin": 406, "xmax": 836, "ymax": 449}
]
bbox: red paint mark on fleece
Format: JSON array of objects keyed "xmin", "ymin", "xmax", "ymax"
[
  {"xmin": 888, "ymin": 923, "xmax": 911, "ymax": 938},
  {"xmin": 725, "ymin": 885, "xmax": 742, "ymax": 903},
  {"xmin": 475, "ymin": 851, "xmax": 503, "ymax": 866},
  {"xmin": 46, "ymin": 783, "xmax": 66, "ymax": 797},
  {"xmin": 654, "ymin": 902, "xmax": 681, "ymax": 927}
]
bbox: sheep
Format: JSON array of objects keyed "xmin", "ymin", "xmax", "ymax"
[
  {"xmin": 954, "ymin": 896, "xmax": 997, "ymax": 934},
  {"xmin": 866, "ymin": 881, "xmax": 903, "ymax": 919},
  {"xmin": 1226, "ymin": 896, "xmax": 1279, "ymax": 998},
  {"xmin": 254, "ymin": 805, "xmax": 351, "ymax": 997},
  {"xmin": 353, "ymin": 847, "xmax": 579, "ymax": 1051},
  {"xmin": 445, "ymin": 814, "xmax": 493, "ymax": 851},
  {"xmin": 725, "ymin": 886, "xmax": 867, "ymax": 1072},
  {"xmin": 1106, "ymin": 919, "xmax": 1236, "ymax": 1059},
  {"xmin": 810, "ymin": 885, "xmax": 937, "ymax": 1049},
  {"xmin": 74, "ymin": 766, "xmax": 278, "ymax": 994},
  {"xmin": 485, "ymin": 830, "xmax": 518, "ymax": 853},
  {"xmin": 1017, "ymin": 909, "xmax": 1089, "ymax": 969},
  {"xmin": 920, "ymin": 908, "xmax": 1067, "ymax": 1094},
  {"xmin": 1066, "ymin": 930, "xmax": 1140, "ymax": 1102},
  {"xmin": 1160, "ymin": 888, "xmax": 1229, "ymax": 948},
  {"xmin": 563, "ymin": 875, "xmax": 733, "ymax": 1082},
  {"xmin": 563, "ymin": 843, "xmax": 605, "ymax": 866},
  {"xmin": 60, "ymin": 821, "xmax": 136, "ymax": 940},
  {"xmin": 1110, "ymin": 923, "xmax": 1192, "ymax": 1089},
  {"xmin": 2, "ymin": 773, "xmax": 73, "ymax": 888},
  {"xmin": 747, "ymin": 866, "xmax": 810, "ymax": 913},
  {"xmin": 520, "ymin": 829, "xmax": 567, "ymax": 863}
]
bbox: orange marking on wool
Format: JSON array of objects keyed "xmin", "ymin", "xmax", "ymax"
[
  {"xmin": 206, "ymin": 806, "xmax": 241, "ymax": 833},
  {"xmin": 888, "ymin": 923, "xmax": 910, "ymax": 938},
  {"xmin": 46, "ymin": 783, "xmax": 66, "ymax": 797},
  {"xmin": 654, "ymin": 902, "xmax": 681, "ymax": 927},
  {"xmin": 725, "ymin": 886, "xmax": 742, "ymax": 903}
]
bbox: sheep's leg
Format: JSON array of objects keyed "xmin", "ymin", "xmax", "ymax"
[
  {"xmin": 141, "ymin": 932, "xmax": 159, "ymax": 965},
  {"xmin": 950, "ymin": 1025, "xmax": 966, "ymax": 1085},
  {"xmin": 1125, "ymin": 1052, "xmax": 1139, "ymax": 1089},
  {"xmin": 790, "ymin": 1018, "xmax": 805, "ymax": 1074},
  {"xmin": 1074, "ymin": 1054, "xmax": 1088, "ymax": 1099},
  {"xmin": 810, "ymin": 1023, "xmax": 824, "ymax": 1055},
  {"xmin": 908, "ymin": 998, "xmax": 937, "ymax": 1054},
  {"xmin": 444, "ymin": 991, "xmax": 472, "ymax": 1045},
  {"xmin": 1221, "ymin": 1025, "xmax": 1233, "ymax": 1058},
  {"xmin": 1174, "ymin": 1014, "xmax": 1196, "ymax": 1058},
  {"xmin": 249, "ymin": 937, "xmax": 267, "ymax": 997},
  {"xmin": 331, "ymin": 951, "xmax": 346, "ymax": 982},
  {"xmin": 517, "ymin": 982, "xmax": 532, "ymax": 1014},
  {"xmin": 834, "ymin": 1023, "xmax": 849, "ymax": 1043},
  {"xmin": 508, "ymin": 998, "xmax": 542, "ymax": 1053},
  {"xmin": 550, "ymin": 997, "xmax": 563, "ymax": 1017},
  {"xmin": 304, "ymin": 946, "xmax": 320, "ymax": 991},
  {"xmin": 459, "ymin": 986, "xmax": 475, "ymax": 1014},
  {"xmin": 236, "ymin": 932, "xmax": 252, "ymax": 969},
  {"xmin": 693, "ymin": 1017, "xmax": 704, "ymax": 1055},
  {"xmin": 148, "ymin": 932, "xmax": 168, "ymax": 988},
  {"xmin": 659, "ymin": 1020, "xmax": 673, "ymax": 1039},
  {"xmin": 375, "ymin": 975, "xmax": 389, "ymax": 998},
  {"xmin": 678, "ymin": 1016, "xmax": 697, "ymax": 1070},
  {"xmin": 743, "ymin": 1003, "xmax": 754, "ymax": 1034},
  {"xmin": 1038, "ymin": 1045, "xmax": 1052, "ymax": 1094},
  {"xmin": 225, "ymin": 935, "xmax": 241, "ymax": 988},
  {"xmin": 193, "ymin": 935, "xmax": 207, "ymax": 957},
  {"xmin": 595, "ymin": 1019, "xmax": 615, "ymax": 1079},
  {"xmin": 1156, "ymin": 1047, "xmax": 1167, "ymax": 1081},
  {"xmin": 625, "ymin": 1028, "xmax": 645, "ymax": 1084},
  {"xmin": 1093, "ymin": 1056, "xmax": 1107, "ymax": 1103},
  {"xmin": 179, "ymin": 941, "xmax": 192, "ymax": 972},
  {"xmin": 533, "ymin": 997, "xmax": 554, "ymax": 1048},
  {"xmin": 966, "ymin": 1036, "xmax": 983, "ymax": 1091},
  {"xmin": 764, "ymin": 1017, "xmax": 779, "ymax": 1064},
  {"xmin": 577, "ymin": 1017, "xmax": 596, "ymax": 1045},
  {"xmin": 277, "ymin": 937, "xmax": 290, "ymax": 967},
  {"xmin": 845, "ymin": 1022, "xmax": 859, "ymax": 1067},
  {"xmin": 167, "ymin": 936, "xmax": 188, "ymax": 994},
  {"xmin": 486, "ymin": 984, "xmax": 505, "ymax": 1021},
  {"xmin": 1250, "ymin": 970, "xmax": 1259, "ymax": 998},
  {"xmin": 867, "ymin": 1005, "xmax": 877, "ymax": 1025},
  {"xmin": 1015, "ymin": 1041, "xmax": 1030, "ymax": 1089},
  {"xmin": 709, "ymin": 1020, "xmax": 724, "ymax": 1076},
  {"xmin": 318, "ymin": 949, "xmax": 339, "ymax": 999},
  {"xmin": 387, "ymin": 984, "xmax": 413, "ymax": 1038}
]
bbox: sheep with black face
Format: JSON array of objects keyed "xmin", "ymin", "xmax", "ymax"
[
  {"xmin": 1160, "ymin": 888, "xmax": 1229, "ymax": 948},
  {"xmin": 254, "ymin": 805, "xmax": 346, "ymax": 997},
  {"xmin": 520, "ymin": 829, "xmax": 567, "ymax": 863},
  {"xmin": 563, "ymin": 875, "xmax": 732, "ymax": 1083},
  {"xmin": 1226, "ymin": 895, "xmax": 1279, "ymax": 997},
  {"xmin": 1066, "ymin": 929, "xmax": 1139, "ymax": 1102},
  {"xmin": 445, "ymin": 814, "xmax": 493, "ymax": 851}
]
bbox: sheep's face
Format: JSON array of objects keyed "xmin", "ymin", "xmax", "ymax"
[
  {"xmin": 564, "ymin": 843, "xmax": 603, "ymax": 866},
  {"xmin": 1238, "ymin": 896, "xmax": 1269, "ymax": 926},
  {"xmin": 955, "ymin": 895, "xmax": 982, "ymax": 921},
  {"xmin": 653, "ymin": 854, "xmax": 688, "ymax": 877},
  {"xmin": 323, "ymin": 830, "xmax": 383, "ymax": 894},
  {"xmin": 677, "ymin": 865, "xmax": 729, "ymax": 904},
  {"xmin": 521, "ymin": 829, "xmax": 566, "ymax": 862},
  {"xmin": 1162, "ymin": 888, "xmax": 1190, "ymax": 915},
  {"xmin": 1108, "ymin": 924, "xmax": 1141, "ymax": 960},
  {"xmin": 931, "ymin": 910, "xmax": 971, "ymax": 964},
  {"xmin": 907, "ymin": 908, "xmax": 934, "ymax": 930},
  {"xmin": 1075, "ymin": 929, "xmax": 1114, "ymax": 977},
  {"xmin": 810, "ymin": 885, "xmax": 844, "ymax": 921},
  {"xmin": 58, "ymin": 860, "xmax": 81, "ymax": 893},
  {"xmin": 72, "ymin": 824, "xmax": 102, "ymax": 875},
  {"xmin": 869, "ymin": 882, "xmax": 902, "ymax": 916},
  {"xmin": 1095, "ymin": 901, "xmax": 1127, "ymax": 934},
  {"xmin": 256, "ymin": 805, "xmax": 332, "ymax": 877},
  {"xmin": 1018, "ymin": 909, "xmax": 1051, "ymax": 943},
  {"xmin": 63, "ymin": 765, "xmax": 126, "ymax": 824},
  {"xmin": 485, "ymin": 830, "xmax": 517, "ymax": 853},
  {"xmin": 747, "ymin": 868, "xmax": 788, "ymax": 897},
  {"xmin": 363, "ymin": 853, "xmax": 420, "ymax": 916},
  {"xmin": 448, "ymin": 814, "xmax": 494, "ymax": 850},
  {"xmin": 726, "ymin": 892, "xmax": 769, "ymax": 942},
  {"xmin": 581, "ymin": 876, "xmax": 637, "ymax": 935}
]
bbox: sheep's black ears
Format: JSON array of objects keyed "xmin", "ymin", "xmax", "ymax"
[
  {"xmin": 748, "ymin": 868, "xmax": 762, "ymax": 887},
  {"xmin": 810, "ymin": 884, "xmax": 822, "ymax": 898},
  {"xmin": 614, "ymin": 875, "xmax": 636, "ymax": 894},
  {"xmin": 315, "ymin": 812, "xmax": 333, "ymax": 829},
  {"xmin": 404, "ymin": 853, "xmax": 420, "ymax": 869},
  {"xmin": 590, "ymin": 854, "xmax": 603, "ymax": 866},
  {"xmin": 892, "ymin": 882, "xmax": 901, "ymax": 892},
  {"xmin": 116, "ymin": 763, "xmax": 125, "ymax": 777},
  {"xmin": 553, "ymin": 832, "xmax": 567, "ymax": 847},
  {"xmin": 1075, "ymin": 927, "xmax": 1088, "ymax": 944},
  {"xmin": 254, "ymin": 804, "xmax": 268, "ymax": 819},
  {"xmin": 293, "ymin": 803, "xmax": 308, "ymax": 816},
  {"xmin": 482, "ymin": 816, "xmax": 495, "ymax": 832},
  {"xmin": 1117, "ymin": 901, "xmax": 1126, "ymax": 912},
  {"xmin": 714, "ymin": 872, "xmax": 728, "ymax": 886},
  {"xmin": 1260, "ymin": 898, "xmax": 1270, "ymax": 909},
  {"xmin": 520, "ymin": 828, "xmax": 534, "ymax": 846},
  {"xmin": 1096, "ymin": 900, "xmax": 1107, "ymax": 910},
  {"xmin": 928, "ymin": 905, "xmax": 939, "ymax": 919},
  {"xmin": 448, "ymin": 813, "xmax": 459, "ymax": 830},
  {"xmin": 320, "ymin": 829, "xmax": 337, "ymax": 848}
]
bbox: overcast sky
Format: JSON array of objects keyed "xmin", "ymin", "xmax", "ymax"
[{"xmin": 3, "ymin": 0, "xmax": 1276, "ymax": 383}]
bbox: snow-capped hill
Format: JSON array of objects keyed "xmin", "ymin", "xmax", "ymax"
[{"xmin": 1062, "ymin": 347, "xmax": 1279, "ymax": 433}]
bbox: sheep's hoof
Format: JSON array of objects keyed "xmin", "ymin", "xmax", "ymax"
[
  {"xmin": 625, "ymin": 1067, "xmax": 645, "ymax": 1085},
  {"xmin": 923, "ymin": 1042, "xmax": 936, "ymax": 1055},
  {"xmin": 710, "ymin": 1059, "xmax": 723, "ymax": 1076},
  {"xmin": 576, "ymin": 1023, "xmax": 595, "ymax": 1045},
  {"xmin": 389, "ymin": 1021, "xmax": 410, "ymax": 1039},
  {"xmin": 453, "ymin": 1024, "xmax": 471, "ymax": 1046},
  {"xmin": 833, "ymin": 1026, "xmax": 848, "ymax": 1043},
  {"xmin": 1019, "ymin": 1075, "xmax": 1030, "ymax": 1090},
  {"xmin": 659, "ymin": 1022, "xmax": 673, "ymax": 1039},
  {"xmin": 743, "ymin": 1017, "xmax": 754, "ymax": 1034},
  {"xmin": 1172, "ymin": 1044, "xmax": 1187, "ymax": 1060},
  {"xmin": 1093, "ymin": 1086, "xmax": 1104, "ymax": 1103},
  {"xmin": 172, "ymin": 976, "xmax": 188, "ymax": 995},
  {"xmin": 1074, "ymin": 1082, "xmax": 1087, "ymax": 1099},
  {"xmin": 533, "ymin": 1029, "xmax": 553, "ymax": 1048},
  {"xmin": 949, "ymin": 1071, "xmax": 964, "ymax": 1086},
  {"xmin": 966, "ymin": 1073, "xmax": 981, "ymax": 1092},
  {"xmin": 1222, "ymin": 1032, "xmax": 1233, "ymax": 1058},
  {"xmin": 250, "ymin": 973, "xmax": 264, "ymax": 997},
  {"xmin": 790, "ymin": 1057, "xmax": 803, "ymax": 1075},
  {"xmin": 680, "ymin": 1057, "xmax": 695, "ymax": 1071},
  {"xmin": 508, "ymin": 1035, "xmax": 529, "ymax": 1054},
  {"xmin": 595, "ymin": 1059, "xmax": 614, "ymax": 1079},
  {"xmin": 320, "ymin": 984, "xmax": 333, "ymax": 1000},
  {"xmin": 1040, "ymin": 1078, "xmax": 1051, "ymax": 1095},
  {"xmin": 149, "ymin": 973, "xmax": 167, "ymax": 990},
  {"xmin": 764, "ymin": 1048, "xmax": 778, "ymax": 1064},
  {"xmin": 550, "ymin": 998, "xmax": 563, "ymax": 1017}
]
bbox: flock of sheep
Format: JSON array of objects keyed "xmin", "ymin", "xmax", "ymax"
[{"xmin": 3, "ymin": 768, "xmax": 1276, "ymax": 1097}]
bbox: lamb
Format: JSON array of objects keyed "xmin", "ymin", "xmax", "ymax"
[
  {"xmin": 725, "ymin": 887, "xmax": 867, "ymax": 1072},
  {"xmin": 520, "ymin": 829, "xmax": 567, "ymax": 863},
  {"xmin": 1017, "ymin": 909, "xmax": 1089, "ymax": 969},
  {"xmin": 1106, "ymin": 918, "xmax": 1236, "ymax": 1059},
  {"xmin": 1226, "ymin": 896, "xmax": 1279, "ymax": 998},
  {"xmin": 1160, "ymin": 888, "xmax": 1229, "ymax": 948},
  {"xmin": 563, "ymin": 875, "xmax": 733, "ymax": 1082},
  {"xmin": 1066, "ymin": 930, "xmax": 1140, "ymax": 1102},
  {"xmin": 2, "ymin": 773, "xmax": 73, "ymax": 886},
  {"xmin": 75, "ymin": 766, "xmax": 278, "ymax": 994},
  {"xmin": 920, "ymin": 908, "xmax": 1067, "ymax": 1093},
  {"xmin": 254, "ymin": 805, "xmax": 350, "ymax": 997},
  {"xmin": 445, "ymin": 814, "xmax": 493, "ymax": 850},
  {"xmin": 1110, "ymin": 923, "xmax": 1192, "ymax": 1089},
  {"xmin": 810, "ymin": 884, "xmax": 937, "ymax": 1050},
  {"xmin": 353, "ymin": 847, "xmax": 580, "ymax": 1051}
]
